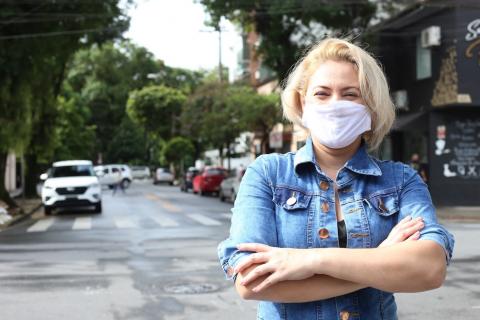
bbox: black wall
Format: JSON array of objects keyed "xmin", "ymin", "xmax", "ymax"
[{"xmin": 429, "ymin": 109, "xmax": 480, "ymax": 206}]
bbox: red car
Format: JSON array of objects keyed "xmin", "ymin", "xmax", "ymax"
[{"xmin": 192, "ymin": 167, "xmax": 228, "ymax": 195}]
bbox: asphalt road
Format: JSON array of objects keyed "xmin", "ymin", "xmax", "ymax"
[
  {"xmin": 0, "ymin": 180, "xmax": 477, "ymax": 319},
  {"xmin": 0, "ymin": 180, "xmax": 256, "ymax": 320}
]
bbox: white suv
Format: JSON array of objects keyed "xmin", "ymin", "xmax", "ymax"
[
  {"xmin": 94, "ymin": 164, "xmax": 133, "ymax": 189},
  {"xmin": 41, "ymin": 160, "xmax": 102, "ymax": 215}
]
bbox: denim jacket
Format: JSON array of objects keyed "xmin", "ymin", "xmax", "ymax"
[{"xmin": 218, "ymin": 137, "xmax": 454, "ymax": 320}]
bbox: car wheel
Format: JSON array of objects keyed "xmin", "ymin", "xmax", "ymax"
[
  {"xmin": 94, "ymin": 202, "xmax": 102, "ymax": 214},
  {"xmin": 199, "ymin": 188, "xmax": 205, "ymax": 196},
  {"xmin": 44, "ymin": 206, "xmax": 52, "ymax": 216},
  {"xmin": 231, "ymin": 190, "xmax": 237, "ymax": 203},
  {"xmin": 121, "ymin": 179, "xmax": 131, "ymax": 189},
  {"xmin": 219, "ymin": 190, "xmax": 225, "ymax": 202}
]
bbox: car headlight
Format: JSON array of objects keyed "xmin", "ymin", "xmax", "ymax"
[
  {"xmin": 89, "ymin": 183, "xmax": 100, "ymax": 189},
  {"xmin": 43, "ymin": 185, "xmax": 53, "ymax": 190}
]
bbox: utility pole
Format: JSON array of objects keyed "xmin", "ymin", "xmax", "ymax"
[{"xmin": 218, "ymin": 25, "xmax": 223, "ymax": 83}]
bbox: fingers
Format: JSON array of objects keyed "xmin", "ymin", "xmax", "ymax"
[
  {"xmin": 407, "ymin": 230, "xmax": 420, "ymax": 241},
  {"xmin": 234, "ymin": 252, "xmax": 268, "ymax": 273},
  {"xmin": 240, "ymin": 263, "xmax": 273, "ymax": 286}
]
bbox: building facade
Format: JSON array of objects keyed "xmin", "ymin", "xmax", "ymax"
[{"xmin": 373, "ymin": 1, "xmax": 480, "ymax": 205}]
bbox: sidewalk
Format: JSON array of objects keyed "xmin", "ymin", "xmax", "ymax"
[
  {"xmin": 0, "ymin": 197, "xmax": 42, "ymax": 230},
  {"xmin": 436, "ymin": 206, "xmax": 480, "ymax": 222}
]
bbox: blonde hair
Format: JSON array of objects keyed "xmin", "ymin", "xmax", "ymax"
[{"xmin": 281, "ymin": 38, "xmax": 395, "ymax": 150}]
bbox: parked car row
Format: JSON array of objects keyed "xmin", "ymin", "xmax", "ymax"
[
  {"xmin": 40, "ymin": 162, "xmax": 143, "ymax": 215},
  {"xmin": 179, "ymin": 166, "xmax": 245, "ymax": 203}
]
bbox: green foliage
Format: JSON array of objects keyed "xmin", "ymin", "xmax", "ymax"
[
  {"xmin": 162, "ymin": 137, "xmax": 195, "ymax": 175},
  {"xmin": 66, "ymin": 41, "xmax": 161, "ymax": 157},
  {"xmin": 127, "ymin": 85, "xmax": 187, "ymax": 139},
  {"xmin": 200, "ymin": 0, "xmax": 377, "ymax": 80},
  {"xmin": 54, "ymin": 95, "xmax": 96, "ymax": 161},
  {"xmin": 0, "ymin": 0, "xmax": 130, "ymax": 199},
  {"xmin": 181, "ymin": 81, "xmax": 282, "ymax": 160},
  {"xmin": 106, "ymin": 117, "xmax": 146, "ymax": 164}
]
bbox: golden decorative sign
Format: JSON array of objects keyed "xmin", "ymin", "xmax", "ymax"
[{"xmin": 465, "ymin": 18, "xmax": 480, "ymax": 65}]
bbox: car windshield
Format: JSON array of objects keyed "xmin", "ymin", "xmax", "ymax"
[
  {"xmin": 51, "ymin": 165, "xmax": 95, "ymax": 178},
  {"xmin": 206, "ymin": 169, "xmax": 224, "ymax": 176}
]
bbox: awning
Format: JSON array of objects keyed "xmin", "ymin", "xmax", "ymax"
[{"xmin": 392, "ymin": 111, "xmax": 428, "ymax": 131}]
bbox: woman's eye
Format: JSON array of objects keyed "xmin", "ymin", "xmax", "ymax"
[
  {"xmin": 314, "ymin": 91, "xmax": 329, "ymax": 97},
  {"xmin": 344, "ymin": 92, "xmax": 359, "ymax": 98}
]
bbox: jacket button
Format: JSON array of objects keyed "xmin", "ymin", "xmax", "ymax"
[
  {"xmin": 320, "ymin": 181, "xmax": 329, "ymax": 191},
  {"xmin": 318, "ymin": 228, "xmax": 329, "ymax": 239},
  {"xmin": 340, "ymin": 311, "xmax": 350, "ymax": 320},
  {"xmin": 321, "ymin": 201, "xmax": 329, "ymax": 213}
]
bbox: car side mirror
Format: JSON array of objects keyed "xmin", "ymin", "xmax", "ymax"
[{"xmin": 39, "ymin": 173, "xmax": 48, "ymax": 181}]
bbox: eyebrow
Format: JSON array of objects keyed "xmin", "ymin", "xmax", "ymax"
[{"xmin": 312, "ymin": 85, "xmax": 360, "ymax": 91}]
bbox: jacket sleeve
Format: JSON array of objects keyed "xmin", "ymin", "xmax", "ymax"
[
  {"xmin": 398, "ymin": 164, "xmax": 455, "ymax": 264},
  {"xmin": 218, "ymin": 155, "xmax": 278, "ymax": 281}
]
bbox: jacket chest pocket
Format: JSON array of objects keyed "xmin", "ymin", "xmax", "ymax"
[
  {"xmin": 273, "ymin": 186, "xmax": 313, "ymax": 248},
  {"xmin": 365, "ymin": 189, "xmax": 399, "ymax": 247}
]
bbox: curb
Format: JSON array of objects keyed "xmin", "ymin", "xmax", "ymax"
[{"xmin": 0, "ymin": 203, "xmax": 42, "ymax": 230}]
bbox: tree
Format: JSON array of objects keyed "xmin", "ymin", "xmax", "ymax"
[
  {"xmin": 66, "ymin": 41, "xmax": 161, "ymax": 163},
  {"xmin": 54, "ymin": 95, "xmax": 96, "ymax": 161},
  {"xmin": 127, "ymin": 85, "xmax": 187, "ymax": 139},
  {"xmin": 162, "ymin": 137, "xmax": 196, "ymax": 177},
  {"xmin": 180, "ymin": 82, "xmax": 279, "ymax": 168},
  {"xmin": 106, "ymin": 117, "xmax": 146, "ymax": 165},
  {"xmin": 200, "ymin": 0, "xmax": 377, "ymax": 80},
  {"xmin": 0, "ymin": 0, "xmax": 129, "ymax": 203},
  {"xmin": 227, "ymin": 86, "xmax": 282, "ymax": 154}
]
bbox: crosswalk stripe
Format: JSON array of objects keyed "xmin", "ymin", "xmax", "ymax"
[
  {"xmin": 221, "ymin": 213, "xmax": 232, "ymax": 219},
  {"xmin": 27, "ymin": 217, "xmax": 55, "ymax": 232},
  {"xmin": 72, "ymin": 217, "xmax": 92, "ymax": 230},
  {"xmin": 151, "ymin": 215, "xmax": 179, "ymax": 227},
  {"xmin": 187, "ymin": 213, "xmax": 222, "ymax": 226},
  {"xmin": 114, "ymin": 217, "xmax": 137, "ymax": 229}
]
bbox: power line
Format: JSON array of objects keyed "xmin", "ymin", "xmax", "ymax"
[{"xmin": 0, "ymin": 26, "xmax": 123, "ymax": 40}]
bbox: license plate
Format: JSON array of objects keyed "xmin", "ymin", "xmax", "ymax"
[{"xmin": 65, "ymin": 195, "xmax": 77, "ymax": 199}]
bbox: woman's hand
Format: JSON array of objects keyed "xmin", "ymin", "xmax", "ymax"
[
  {"xmin": 234, "ymin": 243, "xmax": 315, "ymax": 292},
  {"xmin": 379, "ymin": 215, "xmax": 424, "ymax": 248}
]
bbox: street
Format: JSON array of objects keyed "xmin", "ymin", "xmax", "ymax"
[
  {"xmin": 0, "ymin": 181, "xmax": 256, "ymax": 320},
  {"xmin": 0, "ymin": 181, "xmax": 478, "ymax": 319}
]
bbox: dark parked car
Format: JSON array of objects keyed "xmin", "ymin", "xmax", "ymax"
[
  {"xmin": 180, "ymin": 167, "xmax": 199, "ymax": 192},
  {"xmin": 192, "ymin": 166, "xmax": 227, "ymax": 196}
]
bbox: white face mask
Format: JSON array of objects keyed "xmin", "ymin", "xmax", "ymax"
[{"xmin": 301, "ymin": 100, "xmax": 372, "ymax": 149}]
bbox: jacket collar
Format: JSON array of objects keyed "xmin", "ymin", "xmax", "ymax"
[{"xmin": 294, "ymin": 137, "xmax": 382, "ymax": 177}]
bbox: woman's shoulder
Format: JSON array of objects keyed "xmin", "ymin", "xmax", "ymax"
[
  {"xmin": 370, "ymin": 157, "xmax": 415, "ymax": 183},
  {"xmin": 250, "ymin": 152, "xmax": 296, "ymax": 168},
  {"xmin": 247, "ymin": 152, "xmax": 297, "ymax": 183}
]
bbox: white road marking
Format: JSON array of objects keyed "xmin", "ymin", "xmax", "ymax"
[
  {"xmin": 187, "ymin": 213, "xmax": 222, "ymax": 226},
  {"xmin": 472, "ymin": 306, "xmax": 480, "ymax": 309},
  {"xmin": 27, "ymin": 217, "xmax": 55, "ymax": 232},
  {"xmin": 114, "ymin": 217, "xmax": 137, "ymax": 229},
  {"xmin": 151, "ymin": 216, "xmax": 179, "ymax": 227},
  {"xmin": 72, "ymin": 217, "xmax": 92, "ymax": 230},
  {"xmin": 221, "ymin": 213, "xmax": 232, "ymax": 219}
]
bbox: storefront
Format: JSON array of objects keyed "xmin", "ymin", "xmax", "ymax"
[{"xmin": 373, "ymin": 2, "xmax": 480, "ymax": 205}]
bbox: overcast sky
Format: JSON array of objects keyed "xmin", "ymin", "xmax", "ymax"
[{"xmin": 125, "ymin": 0, "xmax": 241, "ymax": 72}]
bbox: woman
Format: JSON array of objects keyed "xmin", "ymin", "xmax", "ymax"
[{"xmin": 218, "ymin": 38, "xmax": 454, "ymax": 319}]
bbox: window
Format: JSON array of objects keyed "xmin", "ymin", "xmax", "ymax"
[{"xmin": 416, "ymin": 36, "xmax": 431, "ymax": 80}]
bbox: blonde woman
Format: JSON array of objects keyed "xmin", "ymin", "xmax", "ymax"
[{"xmin": 218, "ymin": 38, "xmax": 454, "ymax": 319}]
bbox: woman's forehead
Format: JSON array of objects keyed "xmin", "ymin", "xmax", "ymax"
[{"xmin": 307, "ymin": 60, "xmax": 359, "ymax": 89}]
